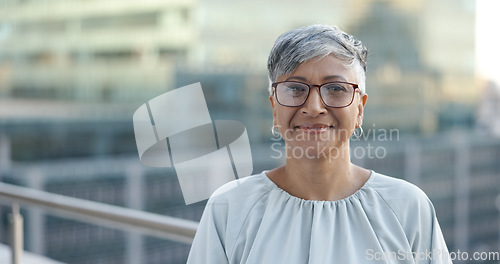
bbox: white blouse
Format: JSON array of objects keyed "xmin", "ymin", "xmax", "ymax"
[{"xmin": 187, "ymin": 171, "xmax": 452, "ymax": 264}]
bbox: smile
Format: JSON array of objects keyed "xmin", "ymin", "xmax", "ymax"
[{"xmin": 294, "ymin": 124, "xmax": 334, "ymax": 133}]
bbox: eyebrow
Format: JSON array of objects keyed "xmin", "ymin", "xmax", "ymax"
[
  {"xmin": 285, "ymin": 75, "xmax": 348, "ymax": 82},
  {"xmin": 323, "ymin": 75, "xmax": 347, "ymax": 82},
  {"xmin": 285, "ymin": 76, "xmax": 308, "ymax": 82}
]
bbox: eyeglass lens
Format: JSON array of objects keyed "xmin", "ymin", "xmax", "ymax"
[{"xmin": 275, "ymin": 82, "xmax": 355, "ymax": 107}]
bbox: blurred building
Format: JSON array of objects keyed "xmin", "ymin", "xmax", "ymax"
[
  {"xmin": 0, "ymin": 0, "xmax": 347, "ymax": 103},
  {"xmin": 477, "ymin": 81, "xmax": 500, "ymax": 137},
  {"xmin": 0, "ymin": 0, "xmax": 477, "ymax": 133},
  {"xmin": 0, "ymin": 0, "xmax": 194, "ymax": 102},
  {"xmin": 349, "ymin": 0, "xmax": 476, "ymax": 133}
]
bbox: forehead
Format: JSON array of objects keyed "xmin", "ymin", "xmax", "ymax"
[{"xmin": 279, "ymin": 55, "xmax": 357, "ymax": 83}]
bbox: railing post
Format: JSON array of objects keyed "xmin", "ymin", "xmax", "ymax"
[
  {"xmin": 126, "ymin": 163, "xmax": 144, "ymax": 264},
  {"xmin": 0, "ymin": 133, "xmax": 12, "ymax": 244},
  {"xmin": 9, "ymin": 203, "xmax": 23, "ymax": 264},
  {"xmin": 27, "ymin": 168, "xmax": 45, "ymax": 255}
]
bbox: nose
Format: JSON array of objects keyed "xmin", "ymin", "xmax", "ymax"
[{"xmin": 300, "ymin": 87, "xmax": 327, "ymax": 117}]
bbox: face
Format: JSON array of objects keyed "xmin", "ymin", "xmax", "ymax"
[{"xmin": 270, "ymin": 54, "xmax": 368, "ymax": 159}]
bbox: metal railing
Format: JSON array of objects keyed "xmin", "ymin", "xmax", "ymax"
[{"xmin": 0, "ymin": 181, "xmax": 198, "ymax": 264}]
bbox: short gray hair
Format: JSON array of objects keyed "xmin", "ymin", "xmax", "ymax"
[{"xmin": 267, "ymin": 24, "xmax": 368, "ymax": 94}]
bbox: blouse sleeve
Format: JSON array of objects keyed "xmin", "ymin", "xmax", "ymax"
[
  {"xmin": 187, "ymin": 198, "xmax": 229, "ymax": 264},
  {"xmin": 399, "ymin": 188, "xmax": 452, "ymax": 264},
  {"xmin": 413, "ymin": 198, "xmax": 452, "ymax": 264}
]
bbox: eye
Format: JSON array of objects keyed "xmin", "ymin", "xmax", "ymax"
[
  {"xmin": 323, "ymin": 83, "xmax": 348, "ymax": 93},
  {"xmin": 285, "ymin": 84, "xmax": 308, "ymax": 97}
]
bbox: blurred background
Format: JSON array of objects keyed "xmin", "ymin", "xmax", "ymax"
[{"xmin": 0, "ymin": 0, "xmax": 499, "ymax": 263}]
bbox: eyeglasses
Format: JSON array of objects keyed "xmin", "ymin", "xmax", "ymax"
[{"xmin": 272, "ymin": 81, "xmax": 360, "ymax": 108}]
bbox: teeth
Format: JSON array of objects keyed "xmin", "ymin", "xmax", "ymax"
[
  {"xmin": 294, "ymin": 125, "xmax": 333, "ymax": 131},
  {"xmin": 299, "ymin": 127, "xmax": 327, "ymax": 130}
]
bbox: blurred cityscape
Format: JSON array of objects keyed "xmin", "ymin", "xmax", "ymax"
[{"xmin": 0, "ymin": 0, "xmax": 499, "ymax": 263}]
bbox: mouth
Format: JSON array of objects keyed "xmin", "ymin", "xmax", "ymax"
[{"xmin": 294, "ymin": 123, "xmax": 334, "ymax": 133}]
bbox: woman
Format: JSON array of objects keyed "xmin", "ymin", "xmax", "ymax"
[{"xmin": 187, "ymin": 24, "xmax": 451, "ymax": 263}]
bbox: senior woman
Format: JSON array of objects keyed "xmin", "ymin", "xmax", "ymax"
[{"xmin": 187, "ymin": 24, "xmax": 451, "ymax": 263}]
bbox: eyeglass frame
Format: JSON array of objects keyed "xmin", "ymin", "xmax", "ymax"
[{"xmin": 271, "ymin": 80, "xmax": 361, "ymax": 108}]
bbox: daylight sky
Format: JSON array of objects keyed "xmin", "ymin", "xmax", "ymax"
[{"xmin": 476, "ymin": 0, "xmax": 500, "ymax": 87}]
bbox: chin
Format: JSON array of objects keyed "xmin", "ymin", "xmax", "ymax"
[{"xmin": 285, "ymin": 140, "xmax": 347, "ymax": 161}]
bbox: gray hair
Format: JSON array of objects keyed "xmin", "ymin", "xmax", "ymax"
[{"xmin": 267, "ymin": 24, "xmax": 368, "ymax": 94}]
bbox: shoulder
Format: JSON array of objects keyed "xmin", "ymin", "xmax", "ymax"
[
  {"xmin": 188, "ymin": 173, "xmax": 272, "ymax": 263},
  {"xmin": 367, "ymin": 172, "xmax": 436, "ymax": 223},
  {"xmin": 368, "ymin": 172, "xmax": 430, "ymax": 201},
  {"xmin": 197, "ymin": 172, "xmax": 273, "ymax": 254},
  {"xmin": 366, "ymin": 172, "xmax": 450, "ymax": 256},
  {"xmin": 370, "ymin": 172, "xmax": 435, "ymax": 227},
  {"xmin": 208, "ymin": 172, "xmax": 273, "ymax": 205}
]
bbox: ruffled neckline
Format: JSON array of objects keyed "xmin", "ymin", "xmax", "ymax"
[{"xmin": 261, "ymin": 170, "xmax": 375, "ymax": 204}]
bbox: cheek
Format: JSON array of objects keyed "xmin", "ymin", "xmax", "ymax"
[
  {"xmin": 275, "ymin": 108, "xmax": 294, "ymax": 125},
  {"xmin": 337, "ymin": 108, "xmax": 358, "ymax": 127},
  {"xmin": 275, "ymin": 114, "xmax": 289, "ymax": 131}
]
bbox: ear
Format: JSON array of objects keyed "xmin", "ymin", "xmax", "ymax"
[
  {"xmin": 357, "ymin": 93, "xmax": 368, "ymax": 127},
  {"xmin": 269, "ymin": 94, "xmax": 277, "ymax": 124}
]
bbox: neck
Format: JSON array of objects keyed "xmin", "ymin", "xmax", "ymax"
[{"xmin": 271, "ymin": 143, "xmax": 366, "ymax": 201}]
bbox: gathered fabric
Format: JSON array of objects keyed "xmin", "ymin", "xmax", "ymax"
[{"xmin": 187, "ymin": 171, "xmax": 451, "ymax": 264}]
